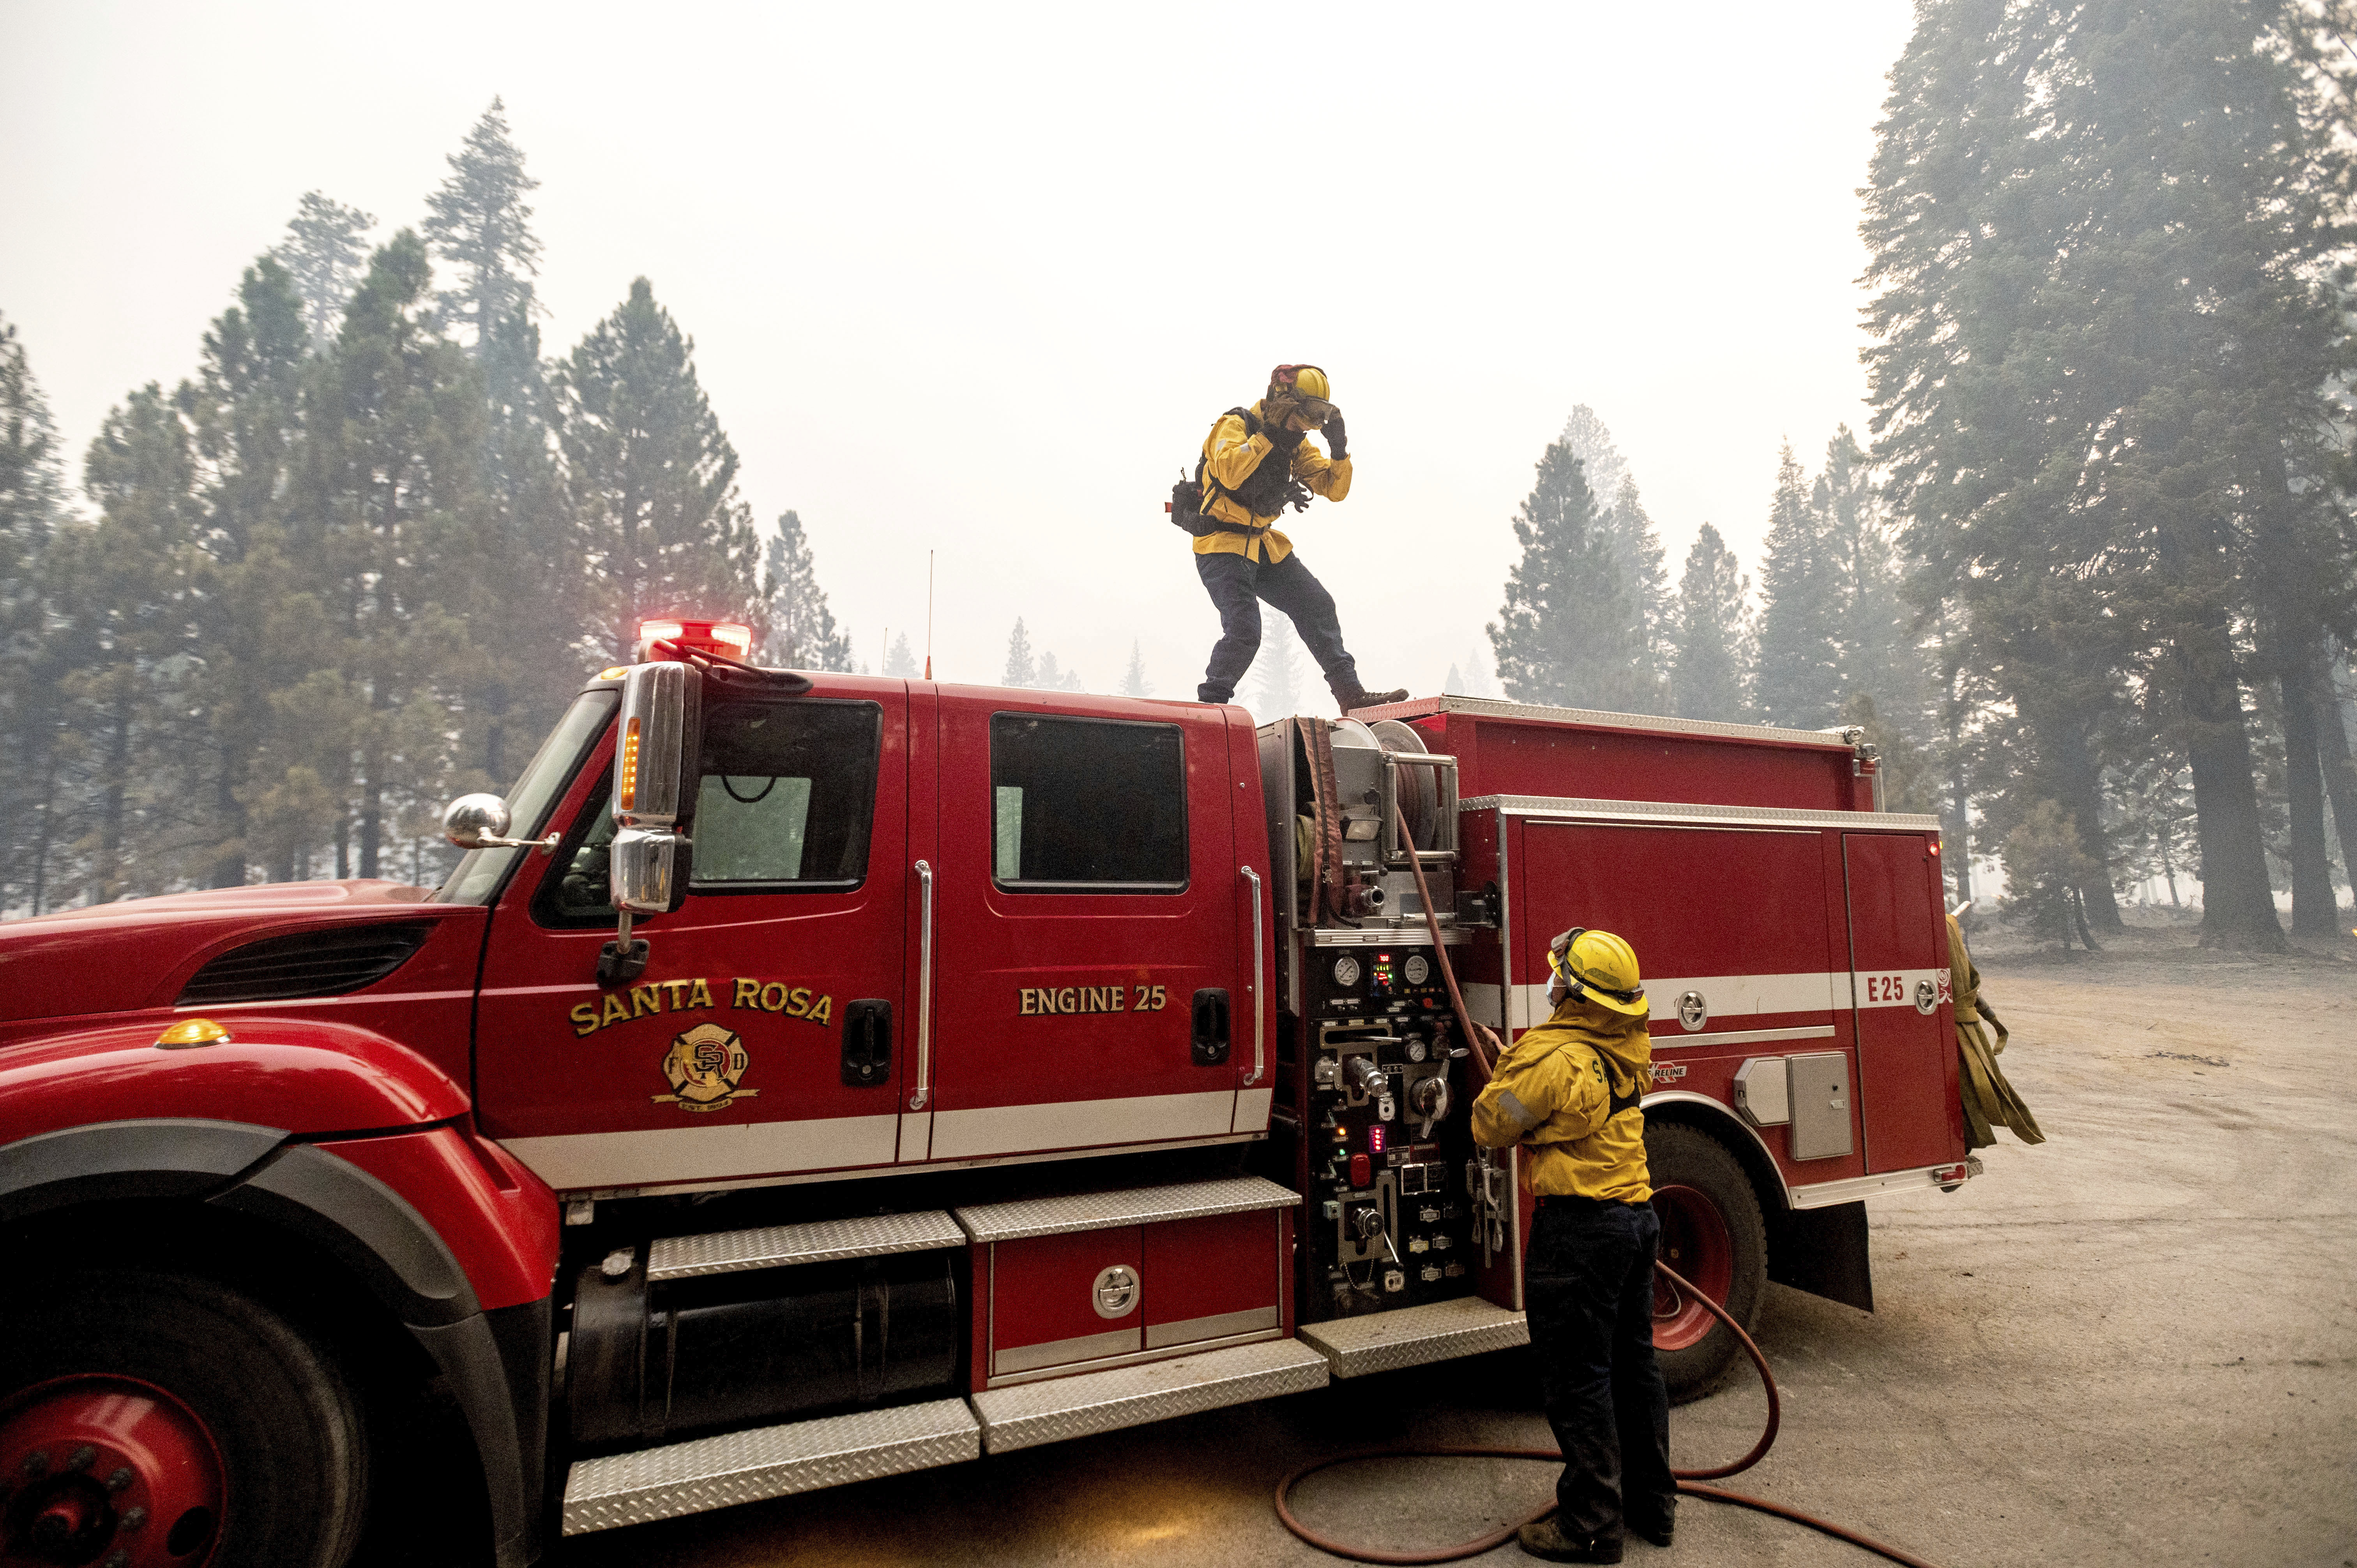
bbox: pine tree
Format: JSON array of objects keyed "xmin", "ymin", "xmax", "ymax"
[
  {"xmin": 1487, "ymin": 441, "xmax": 1651, "ymax": 712},
  {"xmin": 69, "ymin": 384, "xmax": 201, "ymax": 902},
  {"xmin": 884, "ymin": 631, "xmax": 919, "ymax": 677},
  {"xmin": 422, "ymin": 98, "xmax": 542, "ymax": 352},
  {"xmin": 1252, "ymin": 615, "xmax": 1304, "ymax": 718},
  {"xmin": 1120, "ymin": 639, "xmax": 1152, "ymax": 697},
  {"xmin": 180, "ymin": 258, "xmax": 316, "ymax": 888},
  {"xmin": 1003, "ymin": 618, "xmax": 1036, "ymax": 687},
  {"xmin": 1864, "ymin": 0, "xmax": 2355, "ymax": 949},
  {"xmin": 557, "ymin": 277, "xmax": 760, "ymax": 661},
  {"xmin": 757, "ymin": 510, "xmax": 854, "ymax": 671},
  {"xmin": 269, "ymin": 192, "xmax": 377, "ymax": 351},
  {"xmin": 1034, "ymin": 650, "xmax": 1082, "ymax": 692},
  {"xmin": 1752, "ymin": 441, "xmax": 1845, "ymax": 729},
  {"xmin": 1816, "ymin": 427, "xmax": 1927, "ymax": 731},
  {"xmin": 1666, "ymin": 523, "xmax": 1752, "ymax": 723},
  {"xmin": 1555, "ymin": 408, "xmax": 1666, "ymax": 706},
  {"xmin": 0, "ymin": 313, "xmax": 69, "ymax": 912},
  {"xmin": 293, "ymin": 230, "xmax": 487, "ymax": 879}
]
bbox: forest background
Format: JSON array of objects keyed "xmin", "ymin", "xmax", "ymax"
[{"xmin": 2, "ymin": 0, "xmax": 2354, "ymax": 952}]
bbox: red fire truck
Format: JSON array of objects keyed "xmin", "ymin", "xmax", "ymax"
[{"xmin": 0, "ymin": 621, "xmax": 1974, "ymax": 1568}]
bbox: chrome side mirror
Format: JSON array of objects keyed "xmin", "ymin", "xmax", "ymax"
[
  {"xmin": 442, "ymin": 792, "xmax": 558, "ymax": 853},
  {"xmin": 601, "ymin": 661, "xmax": 704, "ymax": 987},
  {"xmin": 610, "ymin": 826, "xmax": 681, "ymax": 914}
]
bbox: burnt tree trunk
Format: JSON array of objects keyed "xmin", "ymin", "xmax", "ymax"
[
  {"xmin": 2279, "ymin": 650, "xmax": 2339, "ymax": 936},
  {"xmin": 2173, "ymin": 631, "xmax": 2286, "ymax": 951}
]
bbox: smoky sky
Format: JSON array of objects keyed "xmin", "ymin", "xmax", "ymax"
[{"xmin": 0, "ymin": 0, "xmax": 1914, "ymax": 702}]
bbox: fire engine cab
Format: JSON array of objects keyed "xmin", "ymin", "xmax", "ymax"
[{"xmin": 0, "ymin": 621, "xmax": 1974, "ymax": 1568}]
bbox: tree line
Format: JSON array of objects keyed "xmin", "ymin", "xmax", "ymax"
[
  {"xmin": 0, "ymin": 102, "xmax": 859, "ymax": 913},
  {"xmin": 1489, "ymin": 0, "xmax": 2355, "ymax": 951},
  {"xmin": 7, "ymin": 1, "xmax": 2354, "ymax": 952}
]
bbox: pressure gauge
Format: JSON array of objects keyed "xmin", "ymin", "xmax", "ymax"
[
  {"xmin": 1403, "ymin": 954, "xmax": 1431, "ymax": 986},
  {"xmin": 1332, "ymin": 955, "xmax": 1362, "ymax": 988},
  {"xmin": 1405, "ymin": 1035, "xmax": 1428, "ymax": 1063}
]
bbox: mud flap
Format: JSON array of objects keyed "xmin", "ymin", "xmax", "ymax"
[{"xmin": 1767, "ymin": 1199, "xmax": 1873, "ymax": 1313}]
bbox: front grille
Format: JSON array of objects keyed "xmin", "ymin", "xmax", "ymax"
[{"xmin": 178, "ymin": 922, "xmax": 433, "ymax": 1006}]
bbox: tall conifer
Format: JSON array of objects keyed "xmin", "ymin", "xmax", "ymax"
[
  {"xmin": 558, "ymin": 278, "xmax": 760, "ymax": 660},
  {"xmin": 1753, "ymin": 442, "xmax": 1845, "ymax": 729},
  {"xmin": 758, "ymin": 510, "xmax": 854, "ymax": 671},
  {"xmin": 422, "ymin": 98, "xmax": 542, "ymax": 351},
  {"xmin": 269, "ymin": 192, "xmax": 377, "ymax": 351},
  {"xmin": 1488, "ymin": 441, "xmax": 1651, "ymax": 711},
  {"xmin": 1666, "ymin": 524, "xmax": 1752, "ymax": 723}
]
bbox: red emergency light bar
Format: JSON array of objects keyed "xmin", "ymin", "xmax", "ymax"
[{"xmin": 638, "ymin": 618, "xmax": 753, "ymax": 664}]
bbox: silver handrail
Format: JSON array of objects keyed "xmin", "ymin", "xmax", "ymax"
[
  {"xmin": 910, "ymin": 860, "xmax": 934, "ymax": 1111},
  {"xmin": 1241, "ymin": 863, "xmax": 1265, "ymax": 1086}
]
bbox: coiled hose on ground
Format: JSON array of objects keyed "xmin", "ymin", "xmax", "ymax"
[{"xmin": 1269, "ymin": 807, "xmax": 1946, "ymax": 1566}]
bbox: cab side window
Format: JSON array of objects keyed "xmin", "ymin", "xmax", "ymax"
[
  {"xmin": 991, "ymin": 714, "xmax": 1186, "ymax": 891},
  {"xmin": 534, "ymin": 699, "xmax": 882, "ymax": 926},
  {"xmin": 692, "ymin": 699, "xmax": 882, "ymax": 891}
]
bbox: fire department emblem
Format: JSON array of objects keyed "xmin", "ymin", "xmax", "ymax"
[{"xmin": 654, "ymin": 1023, "xmax": 760, "ymax": 1113}]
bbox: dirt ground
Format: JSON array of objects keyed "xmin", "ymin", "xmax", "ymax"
[{"xmin": 551, "ymin": 923, "xmax": 2357, "ymax": 1568}]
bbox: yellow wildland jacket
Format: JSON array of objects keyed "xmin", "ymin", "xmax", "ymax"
[
  {"xmin": 1471, "ymin": 999, "xmax": 1654, "ymax": 1204},
  {"xmin": 1192, "ymin": 400, "xmax": 1353, "ymax": 564}
]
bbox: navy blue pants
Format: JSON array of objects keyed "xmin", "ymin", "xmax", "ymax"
[
  {"xmin": 1194, "ymin": 549, "xmax": 1359, "ymax": 704},
  {"xmin": 1524, "ymin": 1197, "xmax": 1676, "ymax": 1542}
]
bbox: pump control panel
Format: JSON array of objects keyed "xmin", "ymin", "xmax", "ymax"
[{"xmin": 1296, "ymin": 942, "xmax": 1478, "ymax": 1320}]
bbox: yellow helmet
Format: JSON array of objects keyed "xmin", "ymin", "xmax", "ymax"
[
  {"xmin": 1548, "ymin": 928, "xmax": 1648, "ymax": 1017},
  {"xmin": 1270, "ymin": 364, "xmax": 1332, "ymax": 403}
]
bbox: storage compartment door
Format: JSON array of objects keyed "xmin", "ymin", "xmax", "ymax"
[
  {"xmin": 1843, "ymin": 833, "xmax": 1963, "ymax": 1172},
  {"xmin": 1140, "ymin": 1211, "xmax": 1283, "ymax": 1350},
  {"xmin": 987, "ymin": 1228, "xmax": 1145, "ymax": 1381}
]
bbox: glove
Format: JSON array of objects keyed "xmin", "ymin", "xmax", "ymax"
[{"xmin": 1321, "ymin": 411, "xmax": 1348, "ymax": 459}]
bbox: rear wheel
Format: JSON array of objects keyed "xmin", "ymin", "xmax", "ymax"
[
  {"xmin": 1643, "ymin": 1123, "xmax": 1767, "ymax": 1403},
  {"xmin": 0, "ymin": 1270, "xmax": 368, "ymax": 1568}
]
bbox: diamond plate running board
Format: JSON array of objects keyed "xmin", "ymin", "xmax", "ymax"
[
  {"xmin": 561, "ymin": 1397, "xmax": 980, "ymax": 1535},
  {"xmin": 1296, "ymin": 1295, "xmax": 1529, "ymax": 1377},
  {"xmin": 971, "ymin": 1337, "xmax": 1330, "ymax": 1454}
]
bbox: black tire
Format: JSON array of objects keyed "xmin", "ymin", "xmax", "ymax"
[
  {"xmin": 1643, "ymin": 1123, "xmax": 1767, "ymax": 1404},
  {"xmin": 1, "ymin": 1270, "xmax": 369, "ymax": 1568}
]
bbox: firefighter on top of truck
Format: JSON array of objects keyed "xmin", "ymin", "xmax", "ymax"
[
  {"xmin": 1186, "ymin": 364, "xmax": 1409, "ymax": 713},
  {"xmin": 1472, "ymin": 929, "xmax": 1676, "ymax": 1565}
]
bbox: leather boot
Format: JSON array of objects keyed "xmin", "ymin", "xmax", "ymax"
[
  {"xmin": 1516, "ymin": 1518, "xmax": 1623, "ymax": 1563},
  {"xmin": 1331, "ymin": 683, "xmax": 1409, "ymax": 713}
]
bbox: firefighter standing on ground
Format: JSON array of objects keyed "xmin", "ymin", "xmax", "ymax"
[
  {"xmin": 1186, "ymin": 365, "xmax": 1407, "ymax": 713},
  {"xmin": 1471, "ymin": 929, "xmax": 1675, "ymax": 1564}
]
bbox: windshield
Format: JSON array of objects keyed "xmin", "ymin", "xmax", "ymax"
[{"xmin": 431, "ymin": 690, "xmax": 620, "ymax": 906}]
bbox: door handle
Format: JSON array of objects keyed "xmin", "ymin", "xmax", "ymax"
[
  {"xmin": 841, "ymin": 999, "xmax": 892, "ymax": 1087},
  {"xmin": 1240, "ymin": 864, "xmax": 1265, "ymax": 1086},
  {"xmin": 1191, "ymin": 988, "xmax": 1231, "ymax": 1067},
  {"xmin": 909, "ymin": 860, "xmax": 934, "ymax": 1111}
]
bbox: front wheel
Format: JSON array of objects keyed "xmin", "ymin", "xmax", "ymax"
[
  {"xmin": 0, "ymin": 1270, "xmax": 369, "ymax": 1568},
  {"xmin": 1644, "ymin": 1122, "xmax": 1767, "ymax": 1403}
]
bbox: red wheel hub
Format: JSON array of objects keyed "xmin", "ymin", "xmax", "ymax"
[
  {"xmin": 0, "ymin": 1377, "xmax": 223, "ymax": 1568},
  {"xmin": 1650, "ymin": 1183, "xmax": 1735, "ymax": 1352}
]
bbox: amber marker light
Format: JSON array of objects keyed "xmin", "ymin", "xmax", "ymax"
[
  {"xmin": 156, "ymin": 1018, "xmax": 232, "ymax": 1050},
  {"xmin": 618, "ymin": 715, "xmax": 643, "ymax": 813}
]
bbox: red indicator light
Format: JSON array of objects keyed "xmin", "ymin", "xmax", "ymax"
[
  {"xmin": 638, "ymin": 618, "xmax": 756, "ymax": 663},
  {"xmin": 1368, "ymin": 1125, "xmax": 1386, "ymax": 1154},
  {"xmin": 1348, "ymin": 1153, "xmax": 1371, "ymax": 1188}
]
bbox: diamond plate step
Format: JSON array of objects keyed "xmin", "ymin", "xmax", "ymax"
[
  {"xmin": 955, "ymin": 1175, "xmax": 1300, "ymax": 1244},
  {"xmin": 561, "ymin": 1397, "xmax": 979, "ymax": 1535},
  {"xmin": 971, "ymin": 1337, "xmax": 1329, "ymax": 1454},
  {"xmin": 1296, "ymin": 1294, "xmax": 1528, "ymax": 1378},
  {"xmin": 646, "ymin": 1210, "xmax": 965, "ymax": 1282}
]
